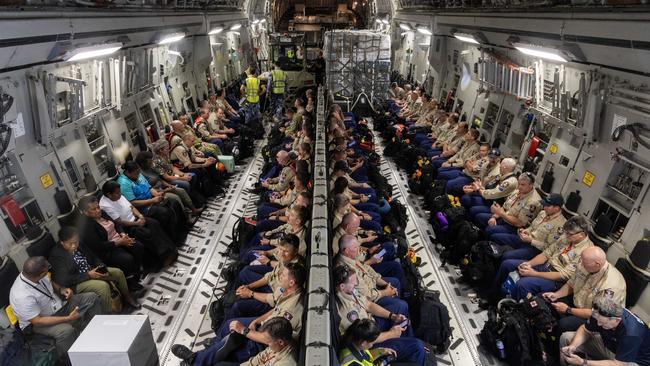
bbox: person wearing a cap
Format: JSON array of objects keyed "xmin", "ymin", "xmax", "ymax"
[
  {"xmin": 490, "ymin": 193, "xmax": 567, "ymax": 261},
  {"xmin": 439, "ymin": 143, "xmax": 490, "ymax": 196},
  {"xmin": 485, "ymin": 216, "xmax": 594, "ymax": 303}
]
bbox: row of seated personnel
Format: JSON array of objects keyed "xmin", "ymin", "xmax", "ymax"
[
  {"xmin": 386, "ymin": 82, "xmax": 650, "ymax": 366},
  {"xmin": 5, "ymin": 91, "xmax": 254, "ymax": 365},
  {"xmin": 328, "ymin": 106, "xmax": 430, "ymax": 366},
  {"xmin": 168, "ymin": 88, "xmax": 318, "ymax": 365}
]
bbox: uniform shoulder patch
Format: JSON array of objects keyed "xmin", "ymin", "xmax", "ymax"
[
  {"xmin": 603, "ymin": 289, "xmax": 615, "ymax": 299},
  {"xmin": 283, "ymin": 311, "xmax": 294, "ymax": 321},
  {"xmin": 347, "ymin": 311, "xmax": 359, "ymax": 323}
]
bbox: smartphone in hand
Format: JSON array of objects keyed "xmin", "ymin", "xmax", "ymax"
[{"xmin": 374, "ymin": 249, "xmax": 387, "ymax": 259}]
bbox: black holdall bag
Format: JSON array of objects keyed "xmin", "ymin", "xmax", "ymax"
[
  {"xmin": 229, "ymin": 217, "xmax": 257, "ymax": 255},
  {"xmin": 440, "ymin": 220, "xmax": 481, "ymax": 265},
  {"xmin": 414, "ymin": 290, "xmax": 452, "ymax": 354},
  {"xmin": 460, "ymin": 240, "xmax": 512, "ymax": 285}
]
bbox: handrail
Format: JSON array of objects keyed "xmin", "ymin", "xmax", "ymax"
[{"xmin": 303, "ymin": 86, "xmax": 332, "ymax": 365}]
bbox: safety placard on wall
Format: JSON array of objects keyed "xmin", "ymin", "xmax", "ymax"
[
  {"xmin": 40, "ymin": 173, "xmax": 53, "ymax": 189},
  {"xmin": 582, "ymin": 171, "xmax": 595, "ymax": 187},
  {"xmin": 549, "ymin": 144, "xmax": 558, "ymax": 154}
]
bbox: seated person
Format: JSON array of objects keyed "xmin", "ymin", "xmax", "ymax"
[
  {"xmin": 543, "ymin": 246, "xmax": 626, "ymax": 333},
  {"xmin": 559, "ymin": 297, "xmax": 650, "ymax": 366},
  {"xmin": 117, "ymin": 160, "xmax": 189, "ymax": 244},
  {"xmin": 331, "ymin": 192, "xmax": 381, "ymax": 233},
  {"xmin": 486, "ymin": 216, "xmax": 593, "ymax": 303},
  {"xmin": 170, "ymin": 133, "xmax": 221, "ymax": 188},
  {"xmin": 338, "ymin": 319, "xmax": 398, "ymax": 366},
  {"xmin": 460, "ymin": 156, "xmax": 517, "ymax": 209},
  {"xmin": 230, "ymin": 235, "xmax": 304, "ymax": 318},
  {"xmin": 472, "ymin": 172, "xmax": 542, "ymax": 236},
  {"xmin": 241, "ymin": 206, "xmax": 308, "ymax": 260},
  {"xmin": 438, "ymin": 128, "xmax": 480, "ymax": 173},
  {"xmin": 261, "ymin": 150, "xmax": 296, "ymax": 193},
  {"xmin": 78, "ymin": 196, "xmax": 144, "ymax": 289},
  {"xmin": 441, "ymin": 143, "xmax": 492, "ymax": 195},
  {"xmin": 151, "ymin": 139, "xmax": 204, "ymax": 203},
  {"xmin": 336, "ymin": 235, "xmax": 402, "ymax": 308},
  {"xmin": 99, "ymin": 181, "xmax": 177, "ymax": 271},
  {"xmin": 429, "ymin": 123, "xmax": 471, "ymax": 168},
  {"xmin": 136, "ymin": 150, "xmax": 203, "ymax": 216},
  {"xmin": 335, "ymin": 265, "xmax": 425, "ymax": 364},
  {"xmin": 49, "ymin": 226, "xmax": 139, "ymax": 313},
  {"xmin": 256, "ymin": 186, "xmax": 310, "ymax": 233},
  {"xmin": 171, "ymin": 118, "xmax": 221, "ymax": 157},
  {"xmin": 9, "ymin": 257, "xmax": 102, "ymax": 360},
  {"xmin": 491, "ymin": 193, "xmax": 566, "ymax": 261},
  {"xmin": 171, "ymin": 263, "xmax": 306, "ymax": 365}
]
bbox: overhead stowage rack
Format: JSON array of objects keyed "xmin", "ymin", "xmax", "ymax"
[{"xmin": 302, "ymin": 86, "xmax": 333, "ymax": 365}]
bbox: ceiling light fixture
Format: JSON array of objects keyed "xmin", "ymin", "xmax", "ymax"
[
  {"xmin": 252, "ymin": 19, "xmax": 260, "ymax": 24},
  {"xmin": 230, "ymin": 23, "xmax": 242, "ymax": 31},
  {"xmin": 454, "ymin": 32, "xmax": 480, "ymax": 44},
  {"xmin": 209, "ymin": 27, "xmax": 224, "ymax": 35},
  {"xmin": 416, "ymin": 26, "xmax": 432, "ymax": 35},
  {"xmin": 514, "ymin": 43, "xmax": 568, "ymax": 63},
  {"xmin": 399, "ymin": 23, "xmax": 412, "ymax": 31},
  {"xmin": 64, "ymin": 42, "xmax": 123, "ymax": 61},
  {"xmin": 157, "ymin": 32, "xmax": 185, "ymax": 45}
]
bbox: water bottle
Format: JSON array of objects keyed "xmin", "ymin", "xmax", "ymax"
[{"xmin": 496, "ymin": 339, "xmax": 506, "ymax": 359}]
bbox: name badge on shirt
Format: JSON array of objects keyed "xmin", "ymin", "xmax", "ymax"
[{"xmin": 51, "ymin": 299, "xmax": 63, "ymax": 313}]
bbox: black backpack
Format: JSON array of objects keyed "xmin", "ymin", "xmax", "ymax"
[
  {"xmin": 460, "ymin": 241, "xmax": 512, "ymax": 285},
  {"xmin": 522, "ymin": 295, "xmax": 557, "ymax": 332},
  {"xmin": 414, "ymin": 290, "xmax": 452, "ymax": 354},
  {"xmin": 440, "ymin": 220, "xmax": 481, "ymax": 265},
  {"xmin": 209, "ymin": 261, "xmax": 243, "ymax": 332},
  {"xmin": 442, "ymin": 206, "xmax": 466, "ymax": 226},
  {"xmin": 480, "ymin": 300, "xmax": 547, "ymax": 366},
  {"xmin": 229, "ymin": 217, "xmax": 257, "ymax": 255},
  {"xmin": 389, "ymin": 199, "xmax": 409, "ymax": 232}
]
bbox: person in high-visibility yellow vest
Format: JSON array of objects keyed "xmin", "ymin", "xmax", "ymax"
[
  {"xmin": 268, "ymin": 62, "xmax": 288, "ymax": 121},
  {"xmin": 338, "ymin": 318, "xmax": 398, "ymax": 366},
  {"xmin": 239, "ymin": 68, "xmax": 262, "ymax": 122}
]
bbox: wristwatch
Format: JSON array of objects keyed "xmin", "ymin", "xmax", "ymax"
[
  {"xmin": 566, "ymin": 307, "xmax": 573, "ymax": 315},
  {"xmin": 242, "ymin": 327, "xmax": 251, "ymax": 336}
]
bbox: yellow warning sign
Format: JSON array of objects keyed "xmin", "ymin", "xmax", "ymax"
[
  {"xmin": 40, "ymin": 173, "xmax": 53, "ymax": 189},
  {"xmin": 582, "ymin": 171, "xmax": 595, "ymax": 187},
  {"xmin": 549, "ymin": 144, "xmax": 558, "ymax": 154}
]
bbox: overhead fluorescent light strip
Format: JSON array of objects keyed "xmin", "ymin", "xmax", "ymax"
[
  {"xmin": 209, "ymin": 27, "xmax": 224, "ymax": 35},
  {"xmin": 514, "ymin": 45, "xmax": 568, "ymax": 63},
  {"xmin": 454, "ymin": 33, "xmax": 480, "ymax": 44},
  {"xmin": 399, "ymin": 23, "xmax": 412, "ymax": 31},
  {"xmin": 230, "ymin": 23, "xmax": 242, "ymax": 31},
  {"xmin": 417, "ymin": 27, "xmax": 432, "ymax": 35},
  {"xmin": 65, "ymin": 43, "xmax": 122, "ymax": 61},
  {"xmin": 158, "ymin": 33, "xmax": 185, "ymax": 45}
]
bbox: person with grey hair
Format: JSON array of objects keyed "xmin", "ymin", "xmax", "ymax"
[
  {"xmin": 543, "ymin": 246, "xmax": 627, "ymax": 333},
  {"xmin": 482, "ymin": 216, "xmax": 595, "ymax": 305},
  {"xmin": 9, "ymin": 257, "xmax": 102, "ymax": 360},
  {"xmin": 559, "ymin": 297, "xmax": 650, "ymax": 366}
]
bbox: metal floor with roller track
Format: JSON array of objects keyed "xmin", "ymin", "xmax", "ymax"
[{"xmin": 131, "ymin": 125, "xmax": 504, "ymax": 366}]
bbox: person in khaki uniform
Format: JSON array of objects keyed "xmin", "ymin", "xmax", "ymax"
[
  {"xmin": 439, "ymin": 143, "xmax": 490, "ymax": 195},
  {"xmin": 429, "ymin": 122, "xmax": 469, "ymax": 161},
  {"xmin": 491, "ymin": 193, "xmax": 567, "ymax": 261},
  {"xmin": 171, "ymin": 263, "xmax": 306, "ymax": 365},
  {"xmin": 544, "ymin": 246, "xmax": 627, "ymax": 333},
  {"xmin": 461, "ymin": 156, "xmax": 518, "ymax": 209},
  {"xmin": 474, "ymin": 172, "xmax": 542, "ymax": 235},
  {"xmin": 335, "ymin": 235, "xmax": 399, "ymax": 304},
  {"xmin": 174, "ymin": 117, "xmax": 221, "ymax": 157},
  {"xmin": 485, "ymin": 216, "xmax": 594, "ymax": 303},
  {"xmin": 334, "ymin": 265, "xmax": 426, "ymax": 365},
  {"xmin": 262, "ymin": 150, "xmax": 296, "ymax": 192},
  {"xmin": 440, "ymin": 129, "xmax": 480, "ymax": 170},
  {"xmin": 241, "ymin": 317, "xmax": 297, "ymax": 366},
  {"xmin": 170, "ymin": 134, "xmax": 216, "ymax": 172}
]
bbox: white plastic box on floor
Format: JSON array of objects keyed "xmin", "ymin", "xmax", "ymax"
[{"xmin": 68, "ymin": 315, "xmax": 159, "ymax": 366}]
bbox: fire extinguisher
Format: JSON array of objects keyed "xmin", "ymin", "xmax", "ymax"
[{"xmin": 528, "ymin": 136, "xmax": 540, "ymax": 157}]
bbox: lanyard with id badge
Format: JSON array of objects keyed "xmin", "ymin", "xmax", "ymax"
[{"xmin": 21, "ymin": 276, "xmax": 63, "ymax": 313}]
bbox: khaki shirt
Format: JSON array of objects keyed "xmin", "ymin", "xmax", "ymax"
[
  {"xmin": 502, "ymin": 189, "xmax": 542, "ymax": 227},
  {"xmin": 445, "ymin": 133, "xmax": 466, "ymax": 155},
  {"xmin": 336, "ymin": 255, "xmax": 381, "ymax": 301},
  {"xmin": 243, "ymin": 342, "xmax": 297, "ymax": 366},
  {"xmin": 569, "ymin": 262, "xmax": 626, "ymax": 309},
  {"xmin": 182, "ymin": 125, "xmax": 198, "ymax": 140},
  {"xmin": 464, "ymin": 156, "xmax": 490, "ymax": 180},
  {"xmin": 543, "ymin": 236, "xmax": 594, "ymax": 281},
  {"xmin": 170, "ymin": 143, "xmax": 192, "ymax": 168},
  {"xmin": 262, "ymin": 288, "xmax": 303, "ymax": 340},
  {"xmin": 269, "ymin": 166, "xmax": 296, "ymax": 192},
  {"xmin": 332, "ymin": 226, "xmax": 346, "ymax": 256},
  {"xmin": 482, "ymin": 173, "xmax": 518, "ymax": 200},
  {"xmin": 195, "ymin": 121, "xmax": 212, "ymax": 140},
  {"xmin": 437, "ymin": 124, "xmax": 458, "ymax": 144},
  {"xmin": 263, "ymin": 256, "xmax": 301, "ymax": 291},
  {"xmin": 526, "ymin": 211, "xmax": 566, "ymax": 251},
  {"xmin": 336, "ymin": 290, "xmax": 371, "ymax": 334},
  {"xmin": 447, "ymin": 141, "xmax": 480, "ymax": 167}
]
